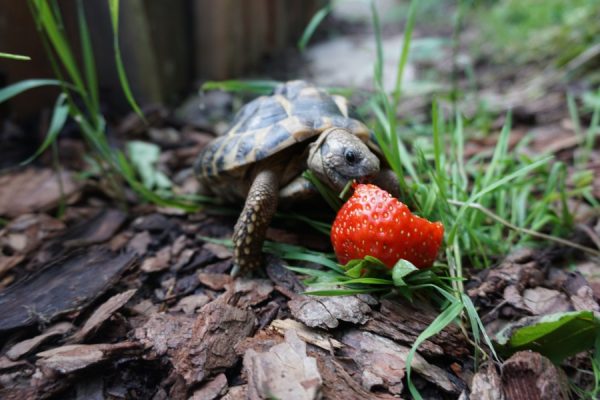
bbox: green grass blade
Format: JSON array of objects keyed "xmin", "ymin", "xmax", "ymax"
[
  {"xmin": 0, "ymin": 52, "xmax": 31, "ymax": 61},
  {"xmin": 32, "ymin": 0, "xmax": 85, "ymax": 90},
  {"xmin": 406, "ymin": 300, "xmax": 463, "ymax": 400},
  {"xmin": 107, "ymin": 0, "xmax": 144, "ymax": 119},
  {"xmin": 298, "ymin": 4, "xmax": 332, "ymax": 51},
  {"xmin": 462, "ymin": 293, "xmax": 499, "ymax": 360},
  {"xmin": 0, "ymin": 79, "xmax": 63, "ymax": 103},
  {"xmin": 482, "ymin": 112, "xmax": 512, "ymax": 188},
  {"xmin": 370, "ymin": 0, "xmax": 384, "ymax": 87},
  {"xmin": 392, "ymin": 0, "xmax": 418, "ymax": 107},
  {"xmin": 77, "ymin": 0, "xmax": 100, "ymax": 123},
  {"xmin": 304, "ymin": 288, "xmax": 387, "ymax": 296},
  {"xmin": 202, "ymin": 80, "xmax": 280, "ymax": 95},
  {"xmin": 448, "ymin": 156, "xmax": 552, "ymax": 243},
  {"xmin": 21, "ymin": 93, "xmax": 69, "ymax": 165}
]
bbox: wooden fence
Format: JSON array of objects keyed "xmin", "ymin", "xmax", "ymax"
[{"xmin": 0, "ymin": 0, "xmax": 325, "ymax": 119}]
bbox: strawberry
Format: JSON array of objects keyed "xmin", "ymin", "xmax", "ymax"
[{"xmin": 331, "ymin": 183, "xmax": 444, "ymax": 269}]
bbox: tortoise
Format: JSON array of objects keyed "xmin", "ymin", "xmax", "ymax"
[{"xmin": 195, "ymin": 80, "xmax": 398, "ymax": 275}]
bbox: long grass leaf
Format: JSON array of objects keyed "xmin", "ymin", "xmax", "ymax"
[
  {"xmin": 202, "ymin": 80, "xmax": 280, "ymax": 95},
  {"xmin": 21, "ymin": 93, "xmax": 69, "ymax": 165},
  {"xmin": 298, "ymin": 4, "xmax": 332, "ymax": 51},
  {"xmin": 0, "ymin": 79, "xmax": 63, "ymax": 103},
  {"xmin": 392, "ymin": 0, "xmax": 418, "ymax": 107},
  {"xmin": 0, "ymin": 52, "xmax": 31, "ymax": 61},
  {"xmin": 77, "ymin": 0, "xmax": 99, "ymax": 123},
  {"xmin": 107, "ymin": 0, "xmax": 144, "ymax": 118},
  {"xmin": 406, "ymin": 300, "xmax": 463, "ymax": 399},
  {"xmin": 482, "ymin": 112, "xmax": 512, "ymax": 188},
  {"xmin": 304, "ymin": 288, "xmax": 386, "ymax": 296},
  {"xmin": 33, "ymin": 0, "xmax": 85, "ymax": 90}
]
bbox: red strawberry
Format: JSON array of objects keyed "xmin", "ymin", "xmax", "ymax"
[{"xmin": 331, "ymin": 183, "xmax": 444, "ymax": 269}]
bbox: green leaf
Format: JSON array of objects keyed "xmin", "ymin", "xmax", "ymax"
[
  {"xmin": 495, "ymin": 311, "xmax": 600, "ymax": 363},
  {"xmin": 0, "ymin": 52, "xmax": 31, "ymax": 61},
  {"xmin": 21, "ymin": 93, "xmax": 69, "ymax": 165},
  {"xmin": 392, "ymin": 259, "xmax": 419, "ymax": 287},
  {"xmin": 0, "ymin": 79, "xmax": 63, "ymax": 104},
  {"xmin": 126, "ymin": 141, "xmax": 172, "ymax": 190}
]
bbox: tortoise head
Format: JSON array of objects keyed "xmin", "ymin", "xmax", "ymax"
[{"xmin": 308, "ymin": 127, "xmax": 380, "ymax": 191}]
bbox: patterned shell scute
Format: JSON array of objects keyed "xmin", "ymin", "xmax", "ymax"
[{"xmin": 195, "ymin": 81, "xmax": 370, "ymax": 178}]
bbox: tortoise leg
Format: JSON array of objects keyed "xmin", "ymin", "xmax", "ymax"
[
  {"xmin": 372, "ymin": 168, "xmax": 401, "ymax": 198},
  {"xmin": 231, "ymin": 169, "xmax": 279, "ymax": 276},
  {"xmin": 279, "ymin": 176, "xmax": 318, "ymax": 206}
]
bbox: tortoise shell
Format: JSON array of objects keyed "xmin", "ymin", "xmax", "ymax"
[{"xmin": 194, "ymin": 80, "xmax": 371, "ymax": 179}]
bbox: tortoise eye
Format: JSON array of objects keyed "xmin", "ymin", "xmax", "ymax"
[{"xmin": 344, "ymin": 150, "xmax": 357, "ymax": 164}]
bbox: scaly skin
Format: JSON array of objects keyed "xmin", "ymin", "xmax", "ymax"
[{"xmin": 230, "ymin": 169, "xmax": 279, "ymax": 276}]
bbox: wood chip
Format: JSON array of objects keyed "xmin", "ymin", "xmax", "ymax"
[
  {"xmin": 202, "ymin": 242, "xmax": 232, "ymax": 259},
  {"xmin": 289, "ymin": 295, "xmax": 373, "ymax": 329},
  {"xmin": 314, "ymin": 351, "xmax": 396, "ymax": 400},
  {"xmin": 173, "ymin": 294, "xmax": 211, "ymax": 314},
  {"xmin": 174, "ymin": 300, "xmax": 256, "ymax": 384},
  {"xmin": 189, "ymin": 373, "xmax": 228, "ymax": 400},
  {"xmin": 134, "ymin": 313, "xmax": 195, "ymax": 357},
  {"xmin": 62, "ymin": 209, "xmax": 127, "ymax": 247},
  {"xmin": 341, "ymin": 329, "xmax": 458, "ymax": 394},
  {"xmin": 197, "ymin": 272, "xmax": 232, "ymax": 290},
  {"xmin": 71, "ymin": 289, "xmax": 137, "ymax": 342},
  {"xmin": 522, "ymin": 287, "xmax": 571, "ymax": 315},
  {"xmin": 36, "ymin": 342, "xmax": 141, "ymax": 374},
  {"xmin": 141, "ymin": 246, "xmax": 172, "ymax": 273},
  {"xmin": 6, "ymin": 322, "xmax": 73, "ymax": 360},
  {"xmin": 0, "ymin": 249, "xmax": 136, "ymax": 332},
  {"xmin": 226, "ymin": 278, "xmax": 274, "ymax": 308},
  {"xmin": 363, "ymin": 298, "xmax": 468, "ymax": 358},
  {"xmin": 470, "ymin": 362, "xmax": 504, "ymax": 400},
  {"xmin": 501, "ymin": 351, "xmax": 569, "ymax": 400},
  {"xmin": 221, "ymin": 385, "xmax": 248, "ymax": 400},
  {"xmin": 0, "ymin": 169, "xmax": 81, "ymax": 218},
  {"xmin": 270, "ymin": 319, "xmax": 343, "ymax": 352},
  {"xmin": 244, "ymin": 329, "xmax": 322, "ymax": 400},
  {"xmin": 127, "ymin": 231, "xmax": 152, "ymax": 255}
]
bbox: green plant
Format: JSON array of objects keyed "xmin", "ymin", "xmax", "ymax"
[
  {"xmin": 476, "ymin": 0, "xmax": 600, "ymax": 67},
  {"xmin": 0, "ymin": 0, "xmax": 198, "ymax": 212}
]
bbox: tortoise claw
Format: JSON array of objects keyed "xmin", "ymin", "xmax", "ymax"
[{"xmin": 230, "ymin": 263, "xmax": 241, "ymax": 277}]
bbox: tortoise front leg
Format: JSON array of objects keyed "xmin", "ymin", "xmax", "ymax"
[{"xmin": 231, "ymin": 169, "xmax": 279, "ymax": 276}]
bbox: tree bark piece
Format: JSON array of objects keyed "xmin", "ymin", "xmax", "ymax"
[
  {"xmin": 471, "ymin": 362, "xmax": 504, "ymax": 400},
  {"xmin": 134, "ymin": 313, "xmax": 196, "ymax": 358},
  {"xmin": 174, "ymin": 299, "xmax": 256, "ymax": 385},
  {"xmin": 289, "ymin": 294, "xmax": 375, "ymax": 329},
  {"xmin": 243, "ymin": 329, "xmax": 322, "ymax": 400},
  {"xmin": 189, "ymin": 373, "xmax": 228, "ymax": 400},
  {"xmin": 341, "ymin": 329, "xmax": 459, "ymax": 395},
  {"xmin": 6, "ymin": 322, "xmax": 73, "ymax": 360},
  {"xmin": 501, "ymin": 351, "xmax": 569, "ymax": 400},
  {"xmin": 0, "ymin": 169, "xmax": 81, "ymax": 218},
  {"xmin": 36, "ymin": 342, "xmax": 141, "ymax": 374},
  {"xmin": 0, "ymin": 248, "xmax": 136, "ymax": 333},
  {"xmin": 363, "ymin": 298, "xmax": 469, "ymax": 358}
]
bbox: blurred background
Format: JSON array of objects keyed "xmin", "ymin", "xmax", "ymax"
[{"xmin": 1, "ymin": 0, "xmax": 599, "ymax": 171}]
